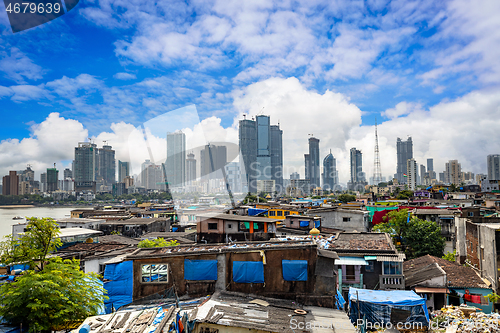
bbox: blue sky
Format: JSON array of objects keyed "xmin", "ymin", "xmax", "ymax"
[{"xmin": 1, "ymin": 0, "xmax": 500, "ymax": 183}]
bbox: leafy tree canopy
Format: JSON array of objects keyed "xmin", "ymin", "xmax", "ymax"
[
  {"xmin": 373, "ymin": 209, "xmax": 445, "ymax": 259},
  {"xmin": 442, "ymin": 250, "xmax": 456, "ymax": 262},
  {"xmin": 338, "ymin": 194, "xmax": 356, "ymax": 203},
  {"xmin": 0, "ymin": 257, "xmax": 106, "ymax": 332},
  {"xmin": 397, "ymin": 190, "xmax": 414, "ymax": 200},
  {"xmin": 138, "ymin": 238, "xmax": 179, "ymax": 248},
  {"xmin": 0, "ymin": 217, "xmax": 61, "ymax": 271}
]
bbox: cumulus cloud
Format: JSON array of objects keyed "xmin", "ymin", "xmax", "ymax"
[
  {"xmin": 347, "ymin": 88, "xmax": 500, "ymax": 182},
  {"xmin": 0, "ymin": 113, "xmax": 88, "ymax": 178},
  {"xmin": 232, "ymin": 77, "xmax": 363, "ymax": 179},
  {"xmin": 382, "ymin": 101, "xmax": 423, "ymax": 119}
]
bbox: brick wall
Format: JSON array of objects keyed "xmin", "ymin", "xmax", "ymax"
[{"xmin": 465, "ymin": 221, "xmax": 480, "ymax": 268}]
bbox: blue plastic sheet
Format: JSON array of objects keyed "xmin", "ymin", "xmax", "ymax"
[
  {"xmin": 248, "ymin": 208, "xmax": 267, "ymax": 216},
  {"xmin": 282, "ymin": 260, "xmax": 308, "ymax": 281},
  {"xmin": 299, "ymin": 221, "xmax": 309, "ymax": 227},
  {"xmin": 184, "ymin": 259, "xmax": 217, "ymax": 281},
  {"xmin": 103, "ymin": 261, "xmax": 133, "ymax": 313},
  {"xmin": 232, "ymin": 261, "xmax": 264, "ymax": 283},
  {"xmin": 348, "ymin": 288, "xmax": 429, "ymax": 327},
  {"xmin": 314, "ymin": 220, "xmax": 321, "ymax": 228}
]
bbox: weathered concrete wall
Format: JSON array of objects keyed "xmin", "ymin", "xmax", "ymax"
[
  {"xmin": 479, "ymin": 224, "xmax": 497, "ymax": 291},
  {"xmin": 465, "ymin": 221, "xmax": 480, "ymax": 268},
  {"xmin": 311, "ymin": 209, "xmax": 369, "ymax": 232}
]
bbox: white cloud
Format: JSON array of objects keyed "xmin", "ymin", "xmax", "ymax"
[
  {"xmin": 113, "ymin": 72, "xmax": 137, "ymax": 80},
  {"xmin": 232, "ymin": 77, "xmax": 363, "ymax": 179},
  {"xmin": 0, "ymin": 47, "xmax": 43, "ymax": 83},
  {"xmin": 382, "ymin": 101, "xmax": 422, "ymax": 119},
  {"xmin": 0, "ymin": 113, "xmax": 88, "ymax": 178},
  {"xmin": 348, "ymin": 88, "xmax": 500, "ymax": 182}
]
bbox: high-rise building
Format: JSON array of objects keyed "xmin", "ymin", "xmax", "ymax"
[
  {"xmin": 40, "ymin": 172, "xmax": 47, "ymax": 192},
  {"xmin": 419, "ymin": 164, "xmax": 426, "ymax": 186},
  {"xmin": 445, "ymin": 160, "xmax": 462, "ymax": 185},
  {"xmin": 239, "ymin": 115, "xmax": 282, "ymax": 193},
  {"xmin": 74, "ymin": 142, "xmax": 98, "ymax": 192},
  {"xmin": 140, "ymin": 163, "xmax": 165, "ymax": 190},
  {"xmin": 290, "ymin": 172, "xmax": 300, "ymax": 180},
  {"xmin": 396, "ymin": 137, "xmax": 413, "ymax": 184},
  {"xmin": 305, "ymin": 137, "xmax": 320, "ymax": 189},
  {"xmin": 63, "ymin": 168, "xmax": 72, "ymax": 179},
  {"xmin": 46, "ymin": 167, "xmax": 59, "ymax": 193},
  {"xmin": 427, "ymin": 158, "xmax": 434, "ymax": 172},
  {"xmin": 200, "ymin": 144, "xmax": 227, "ymax": 180},
  {"xmin": 118, "ymin": 161, "xmax": 130, "ymax": 183},
  {"xmin": 2, "ymin": 171, "xmax": 19, "ymax": 195},
  {"xmin": 239, "ymin": 117, "xmax": 257, "ymax": 193},
  {"xmin": 348, "ymin": 148, "xmax": 366, "ymax": 191},
  {"xmin": 166, "ymin": 131, "xmax": 186, "ymax": 187},
  {"xmin": 186, "ymin": 152, "xmax": 196, "ymax": 183},
  {"xmin": 97, "ymin": 145, "xmax": 116, "ymax": 187},
  {"xmin": 225, "ymin": 162, "xmax": 241, "ymax": 193},
  {"xmin": 270, "ymin": 124, "xmax": 283, "ymax": 189},
  {"xmin": 322, "ymin": 150, "xmax": 338, "ymax": 191},
  {"xmin": 487, "ymin": 154, "xmax": 500, "ymax": 181},
  {"xmin": 407, "ymin": 158, "xmax": 418, "ymax": 190}
]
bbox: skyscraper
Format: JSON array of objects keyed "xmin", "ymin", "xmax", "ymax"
[
  {"xmin": 97, "ymin": 144, "xmax": 116, "ymax": 186},
  {"xmin": 305, "ymin": 137, "xmax": 320, "ymax": 189},
  {"xmin": 239, "ymin": 117, "xmax": 257, "ymax": 193},
  {"xmin": 445, "ymin": 160, "xmax": 462, "ymax": 185},
  {"xmin": 407, "ymin": 158, "xmax": 417, "ymax": 190},
  {"xmin": 63, "ymin": 168, "xmax": 72, "ymax": 179},
  {"xmin": 200, "ymin": 144, "xmax": 227, "ymax": 180},
  {"xmin": 74, "ymin": 142, "xmax": 98, "ymax": 192},
  {"xmin": 487, "ymin": 154, "xmax": 500, "ymax": 181},
  {"xmin": 166, "ymin": 131, "xmax": 186, "ymax": 187},
  {"xmin": 322, "ymin": 150, "xmax": 338, "ymax": 191},
  {"xmin": 2, "ymin": 171, "xmax": 19, "ymax": 195},
  {"xmin": 270, "ymin": 124, "xmax": 283, "ymax": 189},
  {"xmin": 396, "ymin": 137, "xmax": 413, "ymax": 184},
  {"xmin": 419, "ymin": 164, "xmax": 426, "ymax": 185},
  {"xmin": 427, "ymin": 158, "xmax": 434, "ymax": 172},
  {"xmin": 40, "ymin": 172, "xmax": 47, "ymax": 192},
  {"xmin": 239, "ymin": 115, "xmax": 282, "ymax": 193},
  {"xmin": 186, "ymin": 152, "xmax": 196, "ymax": 183},
  {"xmin": 46, "ymin": 167, "xmax": 58, "ymax": 193},
  {"xmin": 118, "ymin": 161, "xmax": 130, "ymax": 183},
  {"xmin": 348, "ymin": 148, "xmax": 366, "ymax": 191}
]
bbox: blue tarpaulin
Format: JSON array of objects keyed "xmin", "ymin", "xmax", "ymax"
[
  {"xmin": 233, "ymin": 261, "xmax": 264, "ymax": 283},
  {"xmin": 314, "ymin": 220, "xmax": 321, "ymax": 228},
  {"xmin": 282, "ymin": 260, "xmax": 308, "ymax": 281},
  {"xmin": 103, "ymin": 261, "xmax": 133, "ymax": 313},
  {"xmin": 184, "ymin": 259, "xmax": 217, "ymax": 281},
  {"xmin": 348, "ymin": 288, "xmax": 429, "ymax": 327},
  {"xmin": 248, "ymin": 208, "xmax": 267, "ymax": 216},
  {"xmin": 299, "ymin": 221, "xmax": 309, "ymax": 227}
]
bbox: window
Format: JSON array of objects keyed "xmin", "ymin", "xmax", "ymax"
[
  {"xmin": 208, "ymin": 223, "xmax": 218, "ymax": 230},
  {"xmin": 290, "ymin": 220, "xmax": 294, "ymax": 225},
  {"xmin": 277, "ymin": 211, "xmax": 283, "ymax": 216},
  {"xmin": 227, "ymin": 224, "xmax": 232, "ymax": 229},
  {"xmin": 345, "ymin": 265, "xmax": 355, "ymax": 280},
  {"xmin": 365, "ymin": 261, "xmax": 375, "ymax": 272},
  {"xmin": 142, "ymin": 264, "xmax": 169, "ymax": 283},
  {"xmin": 383, "ymin": 262, "xmax": 402, "ymax": 275},
  {"xmin": 284, "ymin": 211, "xmax": 290, "ymax": 216},
  {"xmin": 269, "ymin": 210, "xmax": 276, "ymax": 216},
  {"xmin": 468, "ymin": 212, "xmax": 474, "ymax": 217},
  {"xmin": 343, "ymin": 217, "xmax": 351, "ymax": 222}
]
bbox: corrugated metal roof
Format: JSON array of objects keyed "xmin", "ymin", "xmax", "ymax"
[
  {"xmin": 335, "ymin": 257, "xmax": 368, "ymax": 266},
  {"xmin": 376, "ymin": 254, "xmax": 406, "ymax": 262}
]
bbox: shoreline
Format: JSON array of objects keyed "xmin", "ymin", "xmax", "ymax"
[{"xmin": 0, "ymin": 205, "xmax": 36, "ymax": 209}]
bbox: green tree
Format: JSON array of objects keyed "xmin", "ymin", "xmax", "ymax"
[
  {"xmin": 373, "ymin": 209, "xmax": 445, "ymax": 259},
  {"xmin": 442, "ymin": 250, "xmax": 456, "ymax": 262},
  {"xmin": 397, "ymin": 190, "xmax": 414, "ymax": 200},
  {"xmin": 138, "ymin": 238, "xmax": 179, "ymax": 248},
  {"xmin": 338, "ymin": 194, "xmax": 356, "ymax": 203},
  {"xmin": 0, "ymin": 257, "xmax": 106, "ymax": 332},
  {"xmin": 0, "ymin": 217, "xmax": 62, "ymax": 271}
]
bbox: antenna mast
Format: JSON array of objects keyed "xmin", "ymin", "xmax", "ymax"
[{"xmin": 373, "ymin": 118, "xmax": 382, "ymax": 185}]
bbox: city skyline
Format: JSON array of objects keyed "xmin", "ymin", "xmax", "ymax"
[{"xmin": 1, "ymin": 2, "xmax": 500, "ymax": 186}]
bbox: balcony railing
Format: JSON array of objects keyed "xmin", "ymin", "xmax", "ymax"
[{"xmin": 379, "ymin": 274, "xmax": 405, "ymax": 290}]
